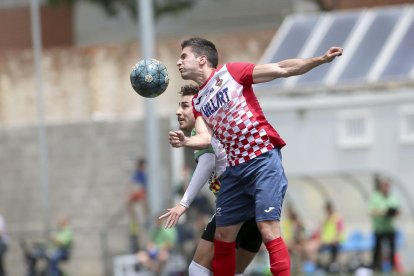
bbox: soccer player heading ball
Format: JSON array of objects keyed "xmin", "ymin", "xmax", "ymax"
[{"xmin": 169, "ymin": 37, "xmax": 342, "ymax": 276}]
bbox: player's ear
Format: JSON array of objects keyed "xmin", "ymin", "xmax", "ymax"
[{"xmin": 198, "ymin": 55, "xmax": 207, "ymax": 66}]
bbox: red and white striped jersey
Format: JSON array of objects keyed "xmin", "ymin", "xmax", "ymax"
[{"xmin": 192, "ymin": 62, "xmax": 286, "ymax": 166}]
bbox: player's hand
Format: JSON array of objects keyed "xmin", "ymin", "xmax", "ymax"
[
  {"xmin": 169, "ymin": 130, "xmax": 186, "ymax": 148},
  {"xmin": 323, "ymin": 47, "xmax": 343, "ymax": 63},
  {"xmin": 158, "ymin": 204, "xmax": 187, "ymax": 228}
]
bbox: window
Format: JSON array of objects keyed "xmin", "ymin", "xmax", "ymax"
[
  {"xmin": 337, "ymin": 109, "xmax": 373, "ymax": 148},
  {"xmin": 399, "ymin": 105, "xmax": 414, "ymax": 144}
]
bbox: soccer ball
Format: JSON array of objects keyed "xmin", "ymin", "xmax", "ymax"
[{"xmin": 130, "ymin": 58, "xmax": 169, "ymax": 98}]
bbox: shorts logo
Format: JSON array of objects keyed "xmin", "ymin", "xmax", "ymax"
[{"xmin": 264, "ymin": 207, "xmax": 275, "ymax": 213}]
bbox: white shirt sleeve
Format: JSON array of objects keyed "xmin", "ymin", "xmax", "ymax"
[{"xmin": 179, "ymin": 153, "xmax": 215, "ymax": 208}]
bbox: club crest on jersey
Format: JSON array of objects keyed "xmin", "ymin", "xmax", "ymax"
[
  {"xmin": 215, "ymin": 77, "xmax": 223, "ymax": 87},
  {"xmin": 201, "ymin": 87, "xmax": 230, "ymax": 118}
]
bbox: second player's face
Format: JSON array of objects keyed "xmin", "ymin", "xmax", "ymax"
[
  {"xmin": 176, "ymin": 95, "xmax": 195, "ymax": 132},
  {"xmin": 176, "ymin": 46, "xmax": 200, "ymax": 80}
]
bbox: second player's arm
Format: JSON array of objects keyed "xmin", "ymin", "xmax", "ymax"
[{"xmin": 159, "ymin": 152, "xmax": 215, "ymax": 228}]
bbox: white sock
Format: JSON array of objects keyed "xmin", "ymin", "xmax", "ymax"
[
  {"xmin": 235, "ymin": 274, "xmax": 243, "ymax": 276},
  {"xmin": 188, "ymin": 260, "xmax": 211, "ymax": 276}
]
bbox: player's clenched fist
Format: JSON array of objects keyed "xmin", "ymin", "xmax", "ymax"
[
  {"xmin": 324, "ymin": 47, "xmax": 343, "ymax": 63},
  {"xmin": 169, "ymin": 130, "xmax": 186, "ymax": 148}
]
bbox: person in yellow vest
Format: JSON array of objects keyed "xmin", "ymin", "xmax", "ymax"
[{"xmin": 318, "ymin": 201, "xmax": 345, "ymax": 271}]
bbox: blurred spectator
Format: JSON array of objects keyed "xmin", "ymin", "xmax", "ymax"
[
  {"xmin": 23, "ymin": 241, "xmax": 46, "ymax": 276},
  {"xmin": 317, "ymin": 201, "xmax": 345, "ymax": 272},
  {"xmin": 0, "ymin": 213, "xmax": 8, "ymax": 276},
  {"xmin": 127, "ymin": 158, "xmax": 148, "ymax": 225},
  {"xmin": 125, "ymin": 158, "xmax": 148, "ymax": 253},
  {"xmin": 48, "ymin": 216, "xmax": 73, "ymax": 276},
  {"xmin": 369, "ymin": 176, "xmax": 400, "ymax": 272},
  {"xmin": 128, "ymin": 221, "xmax": 140, "ymax": 254},
  {"xmin": 136, "ymin": 215, "xmax": 178, "ymax": 274},
  {"xmin": 23, "ymin": 215, "xmax": 73, "ymax": 276},
  {"xmin": 281, "ymin": 204, "xmax": 307, "ymax": 274}
]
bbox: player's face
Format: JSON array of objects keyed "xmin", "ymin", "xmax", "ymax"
[
  {"xmin": 176, "ymin": 95, "xmax": 195, "ymax": 132},
  {"xmin": 177, "ymin": 46, "xmax": 200, "ymax": 80}
]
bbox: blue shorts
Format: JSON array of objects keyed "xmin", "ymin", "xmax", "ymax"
[{"xmin": 215, "ymin": 148, "xmax": 288, "ymax": 227}]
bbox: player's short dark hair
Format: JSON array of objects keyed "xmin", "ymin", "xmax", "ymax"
[
  {"xmin": 179, "ymin": 84, "xmax": 199, "ymax": 97},
  {"xmin": 181, "ymin": 37, "xmax": 218, "ymax": 68}
]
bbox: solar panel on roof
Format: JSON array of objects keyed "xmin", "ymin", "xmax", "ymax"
[
  {"xmin": 255, "ymin": 14, "xmax": 320, "ymax": 90},
  {"xmin": 380, "ymin": 18, "xmax": 414, "ymax": 80},
  {"xmin": 338, "ymin": 8, "xmax": 402, "ymax": 83},
  {"xmin": 294, "ymin": 12, "xmax": 360, "ymax": 86},
  {"xmin": 257, "ymin": 5, "xmax": 414, "ymax": 90},
  {"xmin": 273, "ymin": 15, "xmax": 319, "ymax": 61}
]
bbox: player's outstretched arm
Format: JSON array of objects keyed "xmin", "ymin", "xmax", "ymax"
[
  {"xmin": 253, "ymin": 46, "xmax": 343, "ymax": 83},
  {"xmin": 169, "ymin": 116, "xmax": 212, "ymax": 149},
  {"xmin": 159, "ymin": 153, "xmax": 216, "ymax": 228}
]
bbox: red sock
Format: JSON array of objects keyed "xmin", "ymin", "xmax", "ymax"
[
  {"xmin": 212, "ymin": 239, "xmax": 236, "ymax": 276},
  {"xmin": 265, "ymin": 237, "xmax": 290, "ymax": 276}
]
